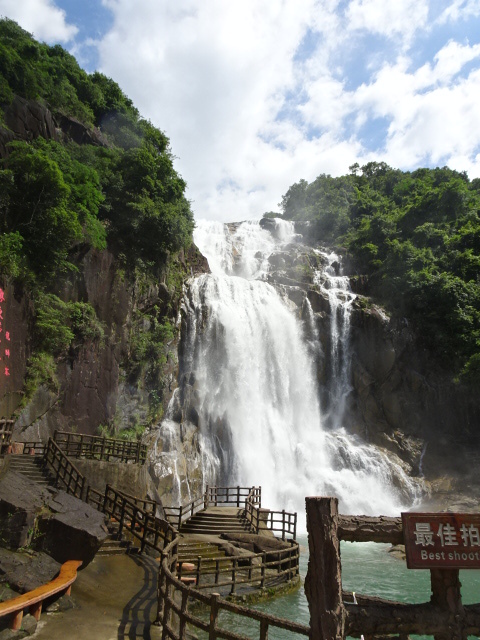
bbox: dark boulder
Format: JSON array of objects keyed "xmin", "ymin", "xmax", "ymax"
[
  {"xmin": 0, "ymin": 548, "xmax": 61, "ymax": 594},
  {"xmin": 0, "ymin": 468, "xmax": 107, "ymax": 565},
  {"xmin": 35, "ymin": 490, "xmax": 107, "ymax": 565},
  {"xmin": 0, "ymin": 471, "xmax": 49, "ymax": 549}
]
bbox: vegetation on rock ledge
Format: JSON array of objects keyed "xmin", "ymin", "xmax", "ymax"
[
  {"xmin": 0, "ymin": 19, "xmax": 195, "ymax": 431},
  {"xmin": 277, "ymin": 162, "xmax": 480, "ymax": 383}
]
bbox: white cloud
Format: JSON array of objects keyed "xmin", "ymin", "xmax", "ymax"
[
  {"xmin": 0, "ymin": 0, "xmax": 77, "ymax": 42},
  {"xmin": 346, "ymin": 0, "xmax": 429, "ymax": 42},
  {"xmin": 432, "ymin": 39, "xmax": 480, "ymax": 82},
  {"xmin": 69, "ymin": 1, "xmax": 480, "ymax": 219},
  {"xmin": 437, "ymin": 0, "xmax": 480, "ymax": 24},
  {"xmin": 97, "ymin": 0, "xmax": 328, "ymax": 220},
  {"xmin": 348, "ymin": 44, "xmax": 480, "ymax": 172}
]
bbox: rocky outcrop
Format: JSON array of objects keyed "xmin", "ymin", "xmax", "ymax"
[
  {"xmin": 3, "ymin": 96, "xmax": 58, "ymax": 147},
  {"xmin": 2, "ymin": 241, "xmax": 209, "ymax": 443},
  {"xmin": 347, "ymin": 300, "xmax": 480, "ymax": 483},
  {"xmin": 0, "ymin": 468, "xmax": 106, "ymax": 565},
  {"xmin": 0, "ymin": 471, "xmax": 49, "ymax": 549},
  {"xmin": 0, "ymin": 548, "xmax": 61, "ymax": 594},
  {"xmin": 0, "ymin": 95, "xmax": 109, "ymax": 159},
  {"xmin": 36, "ymin": 490, "xmax": 107, "ymax": 565}
]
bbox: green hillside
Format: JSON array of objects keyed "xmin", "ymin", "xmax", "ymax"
[
  {"xmin": 278, "ymin": 162, "xmax": 480, "ymax": 383},
  {"xmin": 0, "ymin": 18, "xmax": 194, "ymax": 284}
]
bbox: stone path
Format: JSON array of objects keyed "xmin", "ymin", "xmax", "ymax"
[{"xmin": 33, "ymin": 553, "xmax": 162, "ymax": 640}]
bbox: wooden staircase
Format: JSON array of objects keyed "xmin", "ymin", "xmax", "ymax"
[
  {"xmin": 179, "ymin": 507, "xmax": 254, "ymax": 536},
  {"xmin": 97, "ymin": 521, "xmax": 140, "ymax": 557}
]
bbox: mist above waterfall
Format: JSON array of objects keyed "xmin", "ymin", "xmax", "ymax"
[{"xmin": 158, "ymin": 219, "xmax": 423, "ymax": 519}]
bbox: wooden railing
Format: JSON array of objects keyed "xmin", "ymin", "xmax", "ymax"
[
  {"xmin": 245, "ymin": 488, "xmax": 297, "ymax": 540},
  {"xmin": 206, "ymin": 485, "xmax": 259, "ymax": 507},
  {"xmin": 0, "ymin": 419, "xmax": 14, "ymax": 454},
  {"xmin": 42, "ymin": 440, "xmax": 169, "ymax": 553},
  {"xmin": 45, "ymin": 437, "xmax": 86, "ymax": 499},
  {"xmin": 0, "ymin": 560, "xmax": 82, "ymax": 630},
  {"xmin": 53, "ymin": 430, "xmax": 147, "ymax": 464},
  {"xmin": 305, "ymin": 497, "xmax": 480, "ymax": 639},
  {"xmin": 177, "ymin": 539, "xmax": 299, "ymax": 593},
  {"xmin": 100, "ymin": 485, "xmax": 175, "ymax": 553},
  {"xmin": 164, "ymin": 494, "xmax": 206, "ymax": 530},
  {"xmin": 157, "ymin": 538, "xmax": 308, "ymax": 639},
  {"xmin": 164, "ymin": 486, "xmax": 263, "ymax": 530}
]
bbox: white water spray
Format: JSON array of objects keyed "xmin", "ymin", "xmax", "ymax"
[{"xmin": 169, "ymin": 219, "xmax": 422, "ymax": 518}]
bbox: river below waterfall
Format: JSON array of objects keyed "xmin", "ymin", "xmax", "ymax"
[{"xmin": 205, "ymin": 537, "xmax": 480, "ymax": 640}]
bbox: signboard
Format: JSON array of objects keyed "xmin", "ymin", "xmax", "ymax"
[{"xmin": 402, "ymin": 512, "xmax": 480, "ymax": 569}]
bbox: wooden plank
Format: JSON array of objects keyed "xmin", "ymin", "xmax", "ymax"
[{"xmin": 338, "ymin": 515, "xmax": 404, "ymax": 544}]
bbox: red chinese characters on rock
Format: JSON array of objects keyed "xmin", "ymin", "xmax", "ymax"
[
  {"xmin": 402, "ymin": 512, "xmax": 480, "ymax": 569},
  {"xmin": 0, "ymin": 288, "xmax": 11, "ymax": 377}
]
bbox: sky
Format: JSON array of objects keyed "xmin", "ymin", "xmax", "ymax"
[{"xmin": 1, "ymin": 1, "xmax": 480, "ymax": 222}]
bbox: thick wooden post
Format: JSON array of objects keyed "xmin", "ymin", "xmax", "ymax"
[
  {"xmin": 430, "ymin": 569, "xmax": 464, "ymax": 640},
  {"xmin": 260, "ymin": 619, "xmax": 269, "ymax": 640},
  {"xmin": 178, "ymin": 588, "xmax": 189, "ymax": 640},
  {"xmin": 261, "ymin": 552, "xmax": 266, "ymax": 588},
  {"xmin": 209, "ymin": 593, "xmax": 219, "ymax": 639},
  {"xmin": 305, "ymin": 496, "xmax": 345, "ymax": 640}
]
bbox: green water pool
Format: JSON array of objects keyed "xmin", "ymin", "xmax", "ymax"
[{"xmin": 213, "ymin": 536, "xmax": 480, "ymax": 639}]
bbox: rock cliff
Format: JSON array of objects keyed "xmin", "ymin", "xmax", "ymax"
[{"xmin": 1, "ymin": 244, "xmax": 208, "ymax": 443}]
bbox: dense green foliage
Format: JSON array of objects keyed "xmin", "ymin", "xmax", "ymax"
[
  {"xmin": 0, "ymin": 18, "xmax": 194, "ymax": 283},
  {"xmin": 0, "ymin": 20, "xmax": 195, "ymax": 426},
  {"xmin": 278, "ymin": 162, "xmax": 480, "ymax": 382}
]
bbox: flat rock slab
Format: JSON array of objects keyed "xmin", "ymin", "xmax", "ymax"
[{"xmin": 0, "ymin": 549, "xmax": 61, "ymax": 594}]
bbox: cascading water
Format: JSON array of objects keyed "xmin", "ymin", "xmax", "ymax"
[
  {"xmin": 157, "ymin": 218, "xmax": 422, "ymax": 520},
  {"xmin": 313, "ymin": 250, "xmax": 356, "ymax": 430}
]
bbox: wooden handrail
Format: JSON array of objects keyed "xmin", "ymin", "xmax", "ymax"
[
  {"xmin": 45, "ymin": 438, "xmax": 86, "ymax": 499},
  {"xmin": 157, "ymin": 539, "xmax": 307, "ymax": 639},
  {"xmin": 0, "ymin": 560, "xmax": 82, "ymax": 630},
  {"xmin": 53, "ymin": 430, "xmax": 147, "ymax": 464},
  {"xmin": 164, "ymin": 486, "xmax": 262, "ymax": 529},
  {"xmin": 176, "ymin": 540, "xmax": 300, "ymax": 592}
]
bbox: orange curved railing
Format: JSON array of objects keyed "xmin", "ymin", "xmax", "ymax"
[{"xmin": 0, "ymin": 559, "xmax": 82, "ymax": 630}]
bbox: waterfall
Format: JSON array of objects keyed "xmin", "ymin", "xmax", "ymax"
[
  {"xmin": 159, "ymin": 219, "xmax": 422, "ymax": 518},
  {"xmin": 313, "ymin": 250, "xmax": 356, "ymax": 430}
]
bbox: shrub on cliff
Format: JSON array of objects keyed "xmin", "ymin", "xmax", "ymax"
[
  {"xmin": 0, "ymin": 18, "xmax": 194, "ymax": 283},
  {"xmin": 279, "ymin": 162, "xmax": 480, "ymax": 382}
]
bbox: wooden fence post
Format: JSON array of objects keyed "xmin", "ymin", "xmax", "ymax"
[
  {"xmin": 430, "ymin": 568, "xmax": 463, "ymax": 640},
  {"xmin": 209, "ymin": 593, "xmax": 219, "ymax": 640},
  {"xmin": 204, "ymin": 485, "xmax": 209, "ymax": 509},
  {"xmin": 305, "ymin": 497, "xmax": 345, "ymax": 640},
  {"xmin": 178, "ymin": 588, "xmax": 189, "ymax": 640},
  {"xmin": 261, "ymin": 552, "xmax": 266, "ymax": 588}
]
